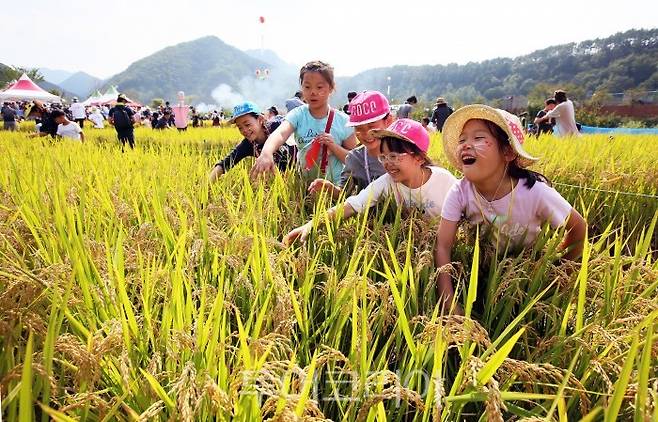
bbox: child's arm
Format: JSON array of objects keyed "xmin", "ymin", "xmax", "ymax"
[
  {"xmin": 210, "ymin": 139, "xmax": 252, "ymax": 182},
  {"xmin": 560, "ymin": 209, "xmax": 587, "ymax": 260},
  {"xmin": 251, "ymin": 121, "xmax": 295, "ymax": 177},
  {"xmin": 434, "ymin": 219, "xmax": 463, "ymax": 315},
  {"xmin": 308, "ymin": 179, "xmax": 343, "ymax": 199},
  {"xmin": 283, "ymin": 203, "xmax": 356, "ymax": 245}
]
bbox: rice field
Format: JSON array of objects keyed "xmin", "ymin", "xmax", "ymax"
[{"xmin": 0, "ymin": 124, "xmax": 656, "ymax": 421}]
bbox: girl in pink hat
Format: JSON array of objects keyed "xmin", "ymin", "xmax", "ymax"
[
  {"xmin": 434, "ymin": 105, "xmax": 587, "ymax": 314},
  {"xmin": 250, "ymin": 61, "xmax": 357, "ymax": 185},
  {"xmin": 284, "ymin": 118, "xmax": 457, "ymax": 245},
  {"xmin": 307, "ymin": 90, "xmax": 393, "ymax": 198}
]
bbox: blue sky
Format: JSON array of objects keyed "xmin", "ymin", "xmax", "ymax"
[{"xmin": 2, "ymin": 0, "xmax": 656, "ymax": 79}]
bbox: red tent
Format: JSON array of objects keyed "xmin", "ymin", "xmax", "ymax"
[{"xmin": 0, "ymin": 73, "xmax": 62, "ymax": 102}]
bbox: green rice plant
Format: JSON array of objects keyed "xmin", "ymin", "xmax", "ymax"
[{"xmin": 0, "ymin": 126, "xmax": 656, "ymax": 421}]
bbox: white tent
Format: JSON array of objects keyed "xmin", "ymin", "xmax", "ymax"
[
  {"xmin": 82, "ymin": 90, "xmax": 103, "ymax": 106},
  {"xmin": 97, "ymin": 86, "xmax": 120, "ymax": 104},
  {"xmin": 0, "ymin": 73, "xmax": 62, "ymax": 102},
  {"xmin": 95, "ymin": 86, "xmax": 141, "ymax": 107}
]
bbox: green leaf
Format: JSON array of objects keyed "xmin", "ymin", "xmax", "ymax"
[
  {"xmin": 477, "ymin": 327, "xmax": 525, "ymax": 386},
  {"xmin": 605, "ymin": 332, "xmax": 640, "ymax": 421},
  {"xmin": 140, "ymin": 368, "xmax": 175, "ymax": 409},
  {"xmin": 19, "ymin": 330, "xmax": 34, "ymax": 422}
]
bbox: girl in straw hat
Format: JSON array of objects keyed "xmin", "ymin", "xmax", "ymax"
[
  {"xmin": 284, "ymin": 119, "xmax": 457, "ymax": 245},
  {"xmin": 434, "ymin": 105, "xmax": 586, "ymax": 313}
]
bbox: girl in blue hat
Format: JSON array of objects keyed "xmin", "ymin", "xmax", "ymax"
[{"xmin": 209, "ymin": 101, "xmax": 296, "ymax": 181}]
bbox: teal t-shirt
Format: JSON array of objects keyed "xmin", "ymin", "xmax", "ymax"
[{"xmin": 285, "ymin": 105, "xmax": 354, "ymax": 184}]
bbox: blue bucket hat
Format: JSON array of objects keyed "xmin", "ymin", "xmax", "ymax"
[{"xmin": 229, "ymin": 101, "xmax": 261, "ymax": 123}]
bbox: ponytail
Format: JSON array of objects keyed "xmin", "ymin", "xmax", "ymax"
[{"xmin": 508, "ymin": 162, "xmax": 550, "ymax": 188}]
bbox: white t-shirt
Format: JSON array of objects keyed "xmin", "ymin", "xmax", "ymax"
[
  {"xmin": 441, "ymin": 178, "xmax": 573, "ymax": 247},
  {"xmin": 345, "ymin": 166, "xmax": 457, "ymax": 219},
  {"xmin": 546, "ymin": 100, "xmax": 580, "ymax": 137},
  {"xmin": 57, "ymin": 122, "xmax": 82, "ymax": 140},
  {"xmin": 88, "ymin": 112, "xmax": 104, "ymax": 128},
  {"xmin": 69, "ymin": 102, "xmax": 86, "ymax": 120}
]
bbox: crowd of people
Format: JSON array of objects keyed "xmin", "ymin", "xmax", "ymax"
[{"xmin": 2, "ymin": 60, "xmax": 587, "ymax": 315}]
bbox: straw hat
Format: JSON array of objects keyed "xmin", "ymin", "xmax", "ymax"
[{"xmin": 442, "ymin": 104, "xmax": 537, "ymax": 170}]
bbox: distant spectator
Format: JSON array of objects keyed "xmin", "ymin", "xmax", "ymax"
[
  {"xmin": 285, "ymin": 97, "xmax": 304, "ymax": 113},
  {"xmin": 191, "ymin": 107, "xmax": 200, "ymax": 127},
  {"xmin": 211, "ymin": 110, "xmax": 221, "ymax": 126},
  {"xmin": 396, "ymin": 95, "xmax": 417, "ymax": 119},
  {"xmin": 430, "ymin": 97, "xmax": 453, "ymax": 132},
  {"xmin": 163, "ymin": 101, "xmax": 173, "ymax": 115},
  {"xmin": 265, "ymin": 106, "xmax": 280, "ymax": 121},
  {"xmin": 154, "ymin": 112, "xmax": 171, "ymax": 129},
  {"xmin": 421, "ymin": 116, "xmax": 436, "ymax": 133},
  {"xmin": 69, "ymin": 97, "xmax": 87, "ymax": 128},
  {"xmin": 534, "ymin": 98, "xmax": 556, "ymax": 135},
  {"xmin": 108, "ymin": 94, "xmax": 136, "ymax": 150},
  {"xmin": 150, "ymin": 112, "xmax": 159, "ymax": 128},
  {"xmin": 87, "ymin": 107, "xmax": 105, "ymax": 129},
  {"xmin": 537, "ymin": 90, "xmax": 580, "ymax": 137},
  {"xmin": 1, "ymin": 102, "xmax": 18, "ymax": 131},
  {"xmin": 342, "ymin": 91, "xmax": 358, "ymax": 114},
  {"xmin": 294, "ymin": 91, "xmax": 303, "ymax": 100},
  {"xmin": 52, "ymin": 109, "xmax": 84, "ymax": 141},
  {"xmin": 25, "ymin": 100, "xmax": 58, "ymax": 137}
]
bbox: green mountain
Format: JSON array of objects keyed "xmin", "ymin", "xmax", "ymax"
[
  {"xmin": 105, "ymin": 36, "xmax": 274, "ymax": 103},
  {"xmin": 60, "ymin": 71, "xmax": 103, "ymax": 98},
  {"xmin": 39, "ymin": 68, "xmax": 75, "ymax": 85},
  {"xmin": 102, "ymin": 28, "xmax": 656, "ymax": 108},
  {"xmin": 336, "ymin": 28, "xmax": 658, "ymax": 104}
]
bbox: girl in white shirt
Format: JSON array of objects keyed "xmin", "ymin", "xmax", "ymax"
[
  {"xmin": 434, "ymin": 105, "xmax": 586, "ymax": 313},
  {"xmin": 284, "ymin": 119, "xmax": 457, "ymax": 245}
]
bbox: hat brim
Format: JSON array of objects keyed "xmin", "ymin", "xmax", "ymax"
[
  {"xmin": 370, "ymin": 128, "xmax": 414, "ymax": 144},
  {"xmin": 442, "ymin": 104, "xmax": 537, "ymax": 171},
  {"xmin": 228, "ymin": 110, "xmax": 260, "ymax": 124},
  {"xmin": 345, "ymin": 111, "xmax": 389, "ymax": 127},
  {"xmin": 369, "ymin": 128, "xmax": 430, "ymax": 162}
]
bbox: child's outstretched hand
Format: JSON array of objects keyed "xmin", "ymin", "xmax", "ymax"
[
  {"xmin": 208, "ymin": 165, "xmax": 223, "ymax": 183},
  {"xmin": 307, "ymin": 179, "xmax": 341, "ymax": 199},
  {"xmin": 250, "ymin": 152, "xmax": 275, "ymax": 179},
  {"xmin": 283, "ymin": 222, "xmax": 313, "ymax": 246}
]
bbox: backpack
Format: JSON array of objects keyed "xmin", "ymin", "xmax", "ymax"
[{"xmin": 112, "ymin": 107, "xmax": 133, "ymax": 129}]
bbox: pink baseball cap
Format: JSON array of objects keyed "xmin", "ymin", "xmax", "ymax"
[
  {"xmin": 370, "ymin": 118, "xmax": 430, "ymax": 153},
  {"xmin": 346, "ymin": 90, "xmax": 390, "ymax": 127}
]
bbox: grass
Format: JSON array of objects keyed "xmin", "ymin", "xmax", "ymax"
[{"xmin": 0, "ymin": 123, "xmax": 656, "ymax": 421}]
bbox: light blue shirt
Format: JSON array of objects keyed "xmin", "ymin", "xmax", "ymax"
[{"xmin": 286, "ymin": 104, "xmax": 354, "ymax": 184}]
